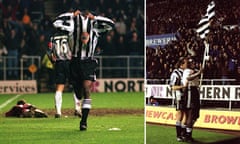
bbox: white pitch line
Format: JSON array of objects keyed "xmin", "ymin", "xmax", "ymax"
[{"xmin": 0, "ymin": 94, "xmax": 22, "ymax": 110}]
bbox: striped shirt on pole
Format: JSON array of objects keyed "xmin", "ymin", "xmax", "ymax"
[{"xmin": 196, "ymin": 1, "xmax": 215, "ymax": 39}]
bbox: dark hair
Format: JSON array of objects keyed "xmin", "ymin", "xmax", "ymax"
[
  {"xmin": 77, "ymin": 7, "xmax": 97, "ymax": 16},
  {"xmin": 17, "ymin": 99, "xmax": 26, "ymax": 105},
  {"xmin": 175, "ymin": 57, "xmax": 185, "ymax": 68}
]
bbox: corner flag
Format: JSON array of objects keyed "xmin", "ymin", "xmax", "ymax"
[
  {"xmin": 196, "ymin": 1, "xmax": 215, "ymax": 86},
  {"xmin": 196, "ymin": 1, "xmax": 215, "ymax": 39}
]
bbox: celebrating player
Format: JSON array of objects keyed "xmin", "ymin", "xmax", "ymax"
[
  {"xmin": 53, "ymin": 9, "xmax": 115, "ymax": 130},
  {"xmin": 169, "ymin": 57, "xmax": 188, "ymax": 142},
  {"xmin": 182, "ymin": 57, "xmax": 203, "ymax": 142}
]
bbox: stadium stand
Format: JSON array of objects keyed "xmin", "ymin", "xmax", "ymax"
[
  {"xmin": 146, "ymin": 0, "xmax": 240, "ymax": 85},
  {"xmin": 146, "ymin": 0, "xmax": 240, "ymax": 110}
]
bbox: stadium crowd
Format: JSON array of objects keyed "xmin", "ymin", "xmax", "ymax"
[
  {"xmin": 0, "ymin": 0, "xmax": 144, "ymax": 80},
  {"xmin": 146, "ymin": 0, "xmax": 240, "ymax": 84}
]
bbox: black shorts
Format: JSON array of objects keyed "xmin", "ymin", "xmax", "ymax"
[
  {"xmin": 70, "ymin": 57, "xmax": 98, "ymax": 85},
  {"xmin": 55, "ymin": 60, "xmax": 70, "ymax": 84},
  {"xmin": 184, "ymin": 86, "xmax": 200, "ymax": 119},
  {"xmin": 183, "ymin": 86, "xmax": 200, "ymax": 108},
  {"xmin": 175, "ymin": 95, "xmax": 186, "ymax": 111},
  {"xmin": 174, "ymin": 90, "xmax": 186, "ymax": 110}
]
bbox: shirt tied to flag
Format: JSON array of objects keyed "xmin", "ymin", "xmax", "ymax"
[{"xmin": 196, "ymin": 1, "xmax": 215, "ymax": 39}]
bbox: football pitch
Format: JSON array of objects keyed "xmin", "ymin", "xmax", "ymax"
[
  {"xmin": 146, "ymin": 123, "xmax": 240, "ymax": 144},
  {"xmin": 1, "ymin": 92, "xmax": 240, "ymax": 144},
  {"xmin": 0, "ymin": 92, "xmax": 144, "ymax": 144}
]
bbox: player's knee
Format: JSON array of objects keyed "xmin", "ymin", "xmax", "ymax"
[{"xmin": 83, "ymin": 86, "xmax": 91, "ymax": 97}]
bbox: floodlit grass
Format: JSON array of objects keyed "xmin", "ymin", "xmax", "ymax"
[
  {"xmin": 0, "ymin": 94, "xmax": 17, "ymax": 104},
  {"xmin": 0, "ymin": 115, "xmax": 143, "ymax": 144},
  {"xmin": 0, "ymin": 92, "xmax": 144, "ymax": 144},
  {"xmin": 2, "ymin": 92, "xmax": 237, "ymax": 144},
  {"xmin": 146, "ymin": 123, "xmax": 238, "ymax": 144},
  {"xmin": 0, "ymin": 92, "xmax": 143, "ymax": 111}
]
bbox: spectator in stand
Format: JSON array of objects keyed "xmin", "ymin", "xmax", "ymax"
[
  {"xmin": 100, "ymin": 33, "xmax": 116, "ymax": 56},
  {"xmin": 5, "ymin": 28, "xmax": 20, "ymax": 79},
  {"xmin": 127, "ymin": 31, "xmax": 142, "ymax": 55},
  {"xmin": 115, "ymin": 17, "xmax": 127, "ymax": 35},
  {"xmin": 22, "ymin": 23, "xmax": 40, "ymax": 56},
  {"xmin": 149, "ymin": 96, "xmax": 159, "ymax": 106},
  {"xmin": 115, "ymin": 35, "xmax": 127, "ymax": 55},
  {"xmin": 1, "ymin": 0, "xmax": 18, "ymax": 20},
  {"xmin": 0, "ymin": 27, "xmax": 7, "ymax": 80},
  {"xmin": 21, "ymin": 8, "xmax": 31, "ymax": 25},
  {"xmin": 37, "ymin": 34, "xmax": 47, "ymax": 59},
  {"xmin": 228, "ymin": 48, "xmax": 238, "ymax": 79},
  {"xmin": 39, "ymin": 13, "xmax": 54, "ymax": 40}
]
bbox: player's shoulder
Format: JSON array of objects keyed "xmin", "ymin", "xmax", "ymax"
[
  {"xmin": 52, "ymin": 30, "xmax": 69, "ymax": 38},
  {"xmin": 183, "ymin": 68, "xmax": 191, "ymax": 72},
  {"xmin": 170, "ymin": 69, "xmax": 178, "ymax": 78},
  {"xmin": 173, "ymin": 68, "xmax": 183, "ymax": 74},
  {"xmin": 183, "ymin": 68, "xmax": 192, "ymax": 75}
]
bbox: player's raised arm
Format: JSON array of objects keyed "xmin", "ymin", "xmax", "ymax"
[
  {"xmin": 53, "ymin": 12, "xmax": 75, "ymax": 34},
  {"xmin": 91, "ymin": 15, "xmax": 115, "ymax": 34}
]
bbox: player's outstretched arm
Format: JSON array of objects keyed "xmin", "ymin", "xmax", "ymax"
[{"xmin": 53, "ymin": 12, "xmax": 75, "ymax": 33}]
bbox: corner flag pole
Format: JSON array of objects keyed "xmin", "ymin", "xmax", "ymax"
[{"xmin": 200, "ymin": 40, "xmax": 209, "ymax": 87}]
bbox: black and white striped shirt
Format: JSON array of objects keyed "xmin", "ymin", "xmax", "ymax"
[
  {"xmin": 169, "ymin": 68, "xmax": 183, "ymax": 86},
  {"xmin": 50, "ymin": 33, "xmax": 72, "ymax": 61},
  {"xmin": 53, "ymin": 12, "xmax": 114, "ymax": 59}
]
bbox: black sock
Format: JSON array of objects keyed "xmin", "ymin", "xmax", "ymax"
[
  {"xmin": 176, "ymin": 121, "xmax": 181, "ymax": 137},
  {"xmin": 80, "ymin": 108, "xmax": 89, "ymax": 125},
  {"xmin": 176, "ymin": 125, "xmax": 182, "ymax": 137},
  {"xmin": 181, "ymin": 125, "xmax": 186, "ymax": 137},
  {"xmin": 80, "ymin": 99, "xmax": 91, "ymax": 126}
]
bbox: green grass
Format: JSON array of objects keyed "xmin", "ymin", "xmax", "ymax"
[
  {"xmin": 0, "ymin": 92, "xmax": 143, "ymax": 111},
  {"xmin": 0, "ymin": 94, "xmax": 17, "ymax": 104},
  {"xmin": 0, "ymin": 92, "xmax": 144, "ymax": 144},
  {"xmin": 146, "ymin": 123, "xmax": 238, "ymax": 144},
  {"xmin": 0, "ymin": 116, "xmax": 143, "ymax": 144},
  {"xmin": 1, "ymin": 92, "xmax": 238, "ymax": 144}
]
